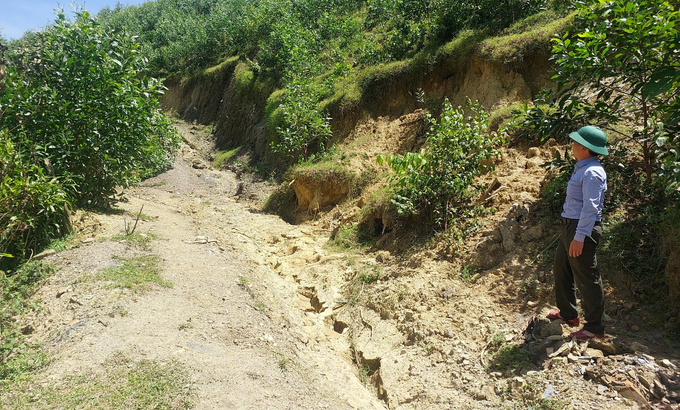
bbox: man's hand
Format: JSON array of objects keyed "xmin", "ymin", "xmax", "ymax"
[{"xmin": 569, "ymin": 239, "xmax": 584, "ymax": 258}]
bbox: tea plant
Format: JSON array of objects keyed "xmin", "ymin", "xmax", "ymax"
[
  {"xmin": 378, "ymin": 99, "xmax": 500, "ymax": 227},
  {"xmin": 1, "ymin": 11, "xmax": 179, "ymax": 208},
  {"xmin": 516, "ymin": 0, "xmax": 680, "ymax": 188},
  {"xmin": 0, "ymin": 138, "xmax": 70, "ymax": 265},
  {"xmin": 270, "ymin": 80, "xmax": 332, "ymax": 162}
]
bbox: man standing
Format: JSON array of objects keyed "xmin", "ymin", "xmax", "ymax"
[{"xmin": 548, "ymin": 126, "xmax": 608, "ymax": 340}]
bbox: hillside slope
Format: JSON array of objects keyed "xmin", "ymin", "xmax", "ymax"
[{"xmin": 155, "ymin": 23, "xmax": 680, "ymax": 410}]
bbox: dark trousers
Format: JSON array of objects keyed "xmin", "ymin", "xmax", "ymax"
[{"xmin": 553, "ymin": 219, "xmax": 605, "ymax": 334}]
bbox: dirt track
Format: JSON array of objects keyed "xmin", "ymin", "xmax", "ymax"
[
  {"xmin": 15, "ymin": 122, "xmax": 680, "ymax": 410},
  {"xmin": 24, "ymin": 123, "xmax": 385, "ymax": 409}
]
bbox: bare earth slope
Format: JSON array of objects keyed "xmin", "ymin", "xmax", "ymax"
[{"xmin": 15, "ymin": 122, "xmax": 680, "ymax": 410}]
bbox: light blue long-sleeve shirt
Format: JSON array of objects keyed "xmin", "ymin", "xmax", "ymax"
[{"xmin": 561, "ymin": 156, "xmax": 607, "ymax": 242}]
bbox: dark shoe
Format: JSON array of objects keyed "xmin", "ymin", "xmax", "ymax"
[
  {"xmin": 547, "ymin": 309, "xmax": 580, "ymax": 327},
  {"xmin": 569, "ymin": 329, "xmax": 604, "ymax": 340}
]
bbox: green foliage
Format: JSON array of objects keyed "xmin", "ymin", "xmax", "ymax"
[
  {"xmin": 110, "ymin": 232, "xmax": 157, "ymax": 250},
  {"xmin": 93, "ymin": 0, "xmax": 557, "ymax": 173},
  {"xmin": 489, "ymin": 344, "xmax": 535, "ymax": 373},
  {"xmin": 0, "ymin": 139, "xmax": 70, "ymax": 264},
  {"xmin": 378, "ymin": 99, "xmax": 499, "ymax": 226},
  {"xmin": 2, "ymin": 352, "xmax": 193, "ymax": 409},
  {"xmin": 478, "ymin": 13, "xmax": 574, "ymax": 65},
  {"xmin": 509, "ymin": 380, "xmax": 568, "ymax": 410},
  {"xmin": 212, "ymin": 148, "xmax": 240, "ymax": 169},
  {"xmin": 516, "ymin": 0, "xmax": 680, "ymax": 187},
  {"xmin": 362, "ymin": 0, "xmax": 549, "ymax": 63},
  {"xmin": 269, "ymin": 80, "xmax": 332, "ymax": 162},
  {"xmin": 0, "ymin": 261, "xmax": 54, "ymax": 381},
  {"xmin": 96, "ymin": 256, "xmax": 171, "ymax": 291},
  {"xmin": 459, "ymin": 265, "xmax": 480, "ymax": 282},
  {"xmin": 358, "ymin": 266, "xmax": 381, "ymax": 283},
  {"xmin": 1, "ymin": 11, "xmax": 179, "ymax": 207},
  {"xmin": 97, "ymin": 0, "xmax": 552, "ymax": 77},
  {"xmin": 538, "ymin": 154, "xmax": 575, "ymax": 218},
  {"xmin": 329, "ymin": 225, "xmax": 380, "ymax": 251}
]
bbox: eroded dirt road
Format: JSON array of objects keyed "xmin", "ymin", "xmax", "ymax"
[
  {"xmin": 17, "ymin": 122, "xmax": 680, "ymax": 410},
  {"xmin": 25, "ymin": 124, "xmax": 386, "ymax": 409}
]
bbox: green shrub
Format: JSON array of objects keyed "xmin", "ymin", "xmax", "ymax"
[
  {"xmin": 515, "ymin": 0, "xmax": 680, "ymax": 187},
  {"xmin": 378, "ymin": 99, "xmax": 500, "ymax": 226},
  {"xmin": 269, "ymin": 80, "xmax": 332, "ymax": 162},
  {"xmin": 1, "ymin": 11, "xmax": 179, "ymax": 207},
  {"xmin": 0, "ymin": 138, "xmax": 70, "ymax": 264}
]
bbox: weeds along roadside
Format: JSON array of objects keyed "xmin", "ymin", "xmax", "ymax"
[
  {"xmin": 0, "ymin": 227, "xmax": 193, "ymax": 408},
  {"xmin": 0, "ymin": 261, "xmax": 53, "ymax": 383}
]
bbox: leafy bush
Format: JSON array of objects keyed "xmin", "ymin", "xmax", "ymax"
[
  {"xmin": 378, "ymin": 99, "xmax": 499, "ymax": 226},
  {"xmin": 515, "ymin": 0, "xmax": 680, "ymax": 187},
  {"xmin": 269, "ymin": 80, "xmax": 332, "ymax": 162},
  {"xmin": 0, "ymin": 138, "xmax": 70, "ymax": 264},
  {"xmin": 1, "ymin": 11, "xmax": 179, "ymax": 207}
]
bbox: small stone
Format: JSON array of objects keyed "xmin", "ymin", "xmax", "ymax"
[
  {"xmin": 510, "ymin": 377, "xmax": 526, "ymax": 391},
  {"xmin": 614, "ymin": 380, "xmax": 651, "ymax": 408},
  {"xmin": 34, "ymin": 249, "xmax": 56, "ymax": 260},
  {"xmin": 56, "ymin": 286, "xmax": 72, "ymax": 298},
  {"xmin": 641, "ymin": 353, "xmax": 656, "ymax": 362},
  {"xmin": 542, "ymin": 383, "xmax": 555, "ymax": 399},
  {"xmin": 473, "ymin": 389, "xmax": 487, "ymax": 401},
  {"xmin": 660, "ymin": 359, "xmax": 677, "ymax": 370},
  {"xmin": 375, "ymin": 251, "xmax": 391, "ymax": 263},
  {"xmin": 631, "ymin": 325, "xmax": 640, "ymax": 331},
  {"xmin": 588, "ymin": 339, "xmax": 617, "ymax": 355},
  {"xmin": 653, "ymin": 380, "xmax": 668, "ymax": 399},
  {"xmin": 597, "ymin": 385, "xmax": 609, "ymax": 395},
  {"xmin": 638, "ymin": 373, "xmax": 654, "ymax": 390},
  {"xmin": 540, "ymin": 320, "xmax": 564, "ymax": 337},
  {"xmin": 527, "ymin": 147, "xmax": 541, "ymax": 158},
  {"xmin": 584, "ymin": 348, "xmax": 604, "ymax": 358},
  {"xmin": 82, "ymin": 238, "xmax": 94, "ymax": 244},
  {"xmin": 630, "ymin": 341, "xmax": 650, "ymax": 354}
]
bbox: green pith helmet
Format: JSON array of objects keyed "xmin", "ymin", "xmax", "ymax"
[{"xmin": 569, "ymin": 126, "xmax": 609, "ymax": 156}]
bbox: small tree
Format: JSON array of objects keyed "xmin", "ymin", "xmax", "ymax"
[
  {"xmin": 0, "ymin": 10, "xmax": 179, "ymax": 207},
  {"xmin": 269, "ymin": 80, "xmax": 332, "ymax": 162},
  {"xmin": 379, "ymin": 99, "xmax": 499, "ymax": 228},
  {"xmin": 518, "ymin": 0, "xmax": 680, "ymax": 184}
]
